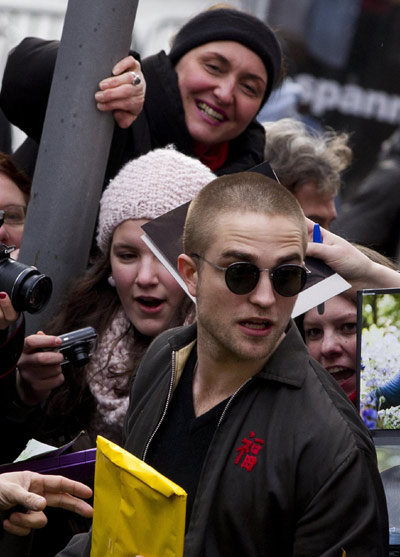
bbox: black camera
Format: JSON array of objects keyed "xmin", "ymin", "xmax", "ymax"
[
  {"xmin": 58, "ymin": 326, "xmax": 98, "ymax": 367},
  {"xmin": 0, "ymin": 243, "xmax": 53, "ymax": 314}
]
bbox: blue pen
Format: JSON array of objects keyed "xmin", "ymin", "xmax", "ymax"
[
  {"xmin": 313, "ymin": 223, "xmax": 322, "ymax": 243},
  {"xmin": 312, "ymin": 224, "xmax": 325, "ymax": 314}
]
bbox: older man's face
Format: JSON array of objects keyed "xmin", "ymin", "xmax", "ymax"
[
  {"xmin": 294, "ymin": 181, "xmax": 337, "ymax": 229},
  {"xmin": 192, "ymin": 211, "xmax": 305, "ymax": 366}
]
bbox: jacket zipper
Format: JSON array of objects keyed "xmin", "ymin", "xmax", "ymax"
[
  {"xmin": 143, "ymin": 352, "xmax": 253, "ymax": 459},
  {"xmin": 142, "ymin": 349, "xmax": 176, "ymax": 461},
  {"xmin": 217, "ymin": 377, "xmax": 252, "ymax": 428}
]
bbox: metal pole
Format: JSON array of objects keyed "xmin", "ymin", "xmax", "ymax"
[{"xmin": 19, "ymin": 0, "xmax": 139, "ymax": 333}]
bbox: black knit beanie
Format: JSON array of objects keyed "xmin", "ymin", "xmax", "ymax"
[{"xmin": 169, "ymin": 9, "xmax": 282, "ymax": 106}]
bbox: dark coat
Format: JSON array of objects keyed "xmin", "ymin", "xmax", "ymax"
[
  {"xmin": 0, "ymin": 313, "xmax": 24, "ymax": 380},
  {"xmin": 0, "ymin": 38, "xmax": 266, "ymax": 184},
  {"xmin": 0, "ymin": 314, "xmax": 38, "ymax": 465},
  {"xmin": 56, "ymin": 321, "xmax": 389, "ymax": 556}
]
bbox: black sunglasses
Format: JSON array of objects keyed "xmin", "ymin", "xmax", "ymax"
[{"xmin": 192, "ymin": 254, "xmax": 310, "ymax": 297}]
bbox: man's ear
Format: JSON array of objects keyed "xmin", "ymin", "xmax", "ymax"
[{"xmin": 178, "ymin": 254, "xmax": 198, "ymax": 297}]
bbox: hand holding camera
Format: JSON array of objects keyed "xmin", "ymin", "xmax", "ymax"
[
  {"xmin": 16, "ymin": 327, "xmax": 98, "ymax": 406},
  {"xmin": 16, "ymin": 332, "xmax": 65, "ymax": 406}
]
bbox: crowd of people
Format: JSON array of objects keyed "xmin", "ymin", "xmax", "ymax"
[{"xmin": 0, "ymin": 4, "xmax": 399, "ymax": 557}]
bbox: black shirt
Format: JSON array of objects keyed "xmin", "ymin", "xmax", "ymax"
[{"xmin": 146, "ymin": 346, "xmax": 227, "ymax": 528}]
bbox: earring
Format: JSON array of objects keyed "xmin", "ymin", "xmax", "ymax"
[{"xmin": 108, "ymin": 275, "xmax": 116, "ymax": 287}]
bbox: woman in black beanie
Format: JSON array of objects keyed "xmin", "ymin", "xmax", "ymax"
[{"xmin": 0, "ymin": 7, "xmax": 283, "ymax": 183}]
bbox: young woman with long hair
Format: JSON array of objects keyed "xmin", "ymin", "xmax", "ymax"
[{"xmin": 10, "ymin": 147, "xmax": 214, "ymax": 459}]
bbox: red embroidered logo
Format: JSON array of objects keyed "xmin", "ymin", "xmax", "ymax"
[{"xmin": 235, "ymin": 431, "xmax": 265, "ymax": 471}]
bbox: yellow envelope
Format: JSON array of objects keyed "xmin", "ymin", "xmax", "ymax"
[{"xmin": 91, "ymin": 436, "xmax": 187, "ymax": 557}]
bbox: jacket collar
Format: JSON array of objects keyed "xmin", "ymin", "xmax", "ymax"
[
  {"xmin": 255, "ymin": 321, "xmax": 309, "ymax": 388},
  {"xmin": 166, "ymin": 321, "xmax": 308, "ymax": 390},
  {"xmin": 166, "ymin": 321, "xmax": 197, "ymax": 352}
]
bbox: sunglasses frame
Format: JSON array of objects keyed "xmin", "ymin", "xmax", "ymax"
[{"xmin": 191, "ymin": 253, "xmax": 310, "ymax": 297}]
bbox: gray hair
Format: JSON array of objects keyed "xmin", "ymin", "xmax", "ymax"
[{"xmin": 263, "ymin": 118, "xmax": 352, "ymax": 195}]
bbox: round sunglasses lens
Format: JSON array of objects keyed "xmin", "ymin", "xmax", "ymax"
[
  {"xmin": 225, "ymin": 263, "xmax": 259, "ymax": 295},
  {"xmin": 272, "ymin": 266, "xmax": 306, "ymax": 297}
]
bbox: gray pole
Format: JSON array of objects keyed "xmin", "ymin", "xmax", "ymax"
[{"xmin": 19, "ymin": 0, "xmax": 139, "ymax": 334}]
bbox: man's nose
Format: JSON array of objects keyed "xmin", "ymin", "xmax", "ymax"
[{"xmin": 248, "ymin": 272, "xmax": 276, "ymax": 308}]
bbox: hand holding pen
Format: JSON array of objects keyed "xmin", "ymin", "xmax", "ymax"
[
  {"xmin": 305, "ymin": 218, "xmax": 400, "ymax": 289},
  {"xmin": 312, "ymin": 223, "xmax": 322, "ymax": 244}
]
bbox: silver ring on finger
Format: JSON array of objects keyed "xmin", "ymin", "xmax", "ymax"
[{"xmin": 129, "ymin": 71, "xmax": 141, "ymax": 85}]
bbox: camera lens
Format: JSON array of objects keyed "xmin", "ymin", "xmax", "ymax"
[
  {"xmin": 18, "ymin": 273, "xmax": 53, "ymax": 313},
  {"xmin": 64, "ymin": 344, "xmax": 91, "ymax": 367},
  {"xmin": 0, "ymin": 258, "xmax": 52, "ymax": 313}
]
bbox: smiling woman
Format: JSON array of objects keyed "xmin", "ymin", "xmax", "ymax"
[
  {"xmin": 0, "ymin": 7, "xmax": 283, "ymax": 181},
  {"xmin": 175, "ymin": 41, "xmax": 267, "ymax": 148},
  {"xmin": 168, "ymin": 7, "xmax": 282, "ymax": 170}
]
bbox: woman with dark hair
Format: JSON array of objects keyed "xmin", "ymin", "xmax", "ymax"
[
  {"xmin": 0, "ymin": 7, "xmax": 283, "ymax": 183},
  {"xmin": 1, "ymin": 147, "xmax": 213, "ymax": 556},
  {"xmin": 11, "ymin": 147, "xmax": 214, "ymax": 459}
]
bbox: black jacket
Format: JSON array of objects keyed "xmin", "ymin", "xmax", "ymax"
[
  {"xmin": 57, "ymin": 321, "xmax": 388, "ymax": 556},
  {"xmin": 0, "ymin": 313, "xmax": 24, "ymax": 380},
  {"xmin": 0, "ymin": 314, "xmax": 39, "ymax": 465},
  {"xmin": 0, "ymin": 38, "xmax": 266, "ymax": 184}
]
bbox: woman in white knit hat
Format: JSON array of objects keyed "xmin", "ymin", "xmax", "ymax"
[{"xmin": 8, "ymin": 147, "xmax": 215, "ymax": 461}]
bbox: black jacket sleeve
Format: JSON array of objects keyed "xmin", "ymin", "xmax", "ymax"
[
  {"xmin": 294, "ymin": 446, "xmax": 388, "ymax": 556},
  {"xmin": 0, "ymin": 315, "xmax": 44, "ymax": 463},
  {"xmin": 55, "ymin": 531, "xmax": 92, "ymax": 556},
  {"xmin": 0, "ymin": 37, "xmax": 59, "ymax": 142},
  {"xmin": 0, "ymin": 37, "xmax": 151, "ymax": 186},
  {"xmin": 0, "ymin": 314, "xmax": 25, "ymax": 380}
]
